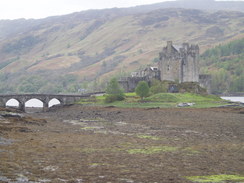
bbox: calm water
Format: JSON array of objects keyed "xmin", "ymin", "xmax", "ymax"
[{"xmin": 221, "ymin": 96, "xmax": 244, "ymax": 103}]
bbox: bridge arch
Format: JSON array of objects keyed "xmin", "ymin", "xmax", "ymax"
[
  {"xmin": 6, "ymin": 98, "xmax": 21, "ymax": 108},
  {"xmin": 25, "ymin": 98, "xmax": 44, "ymax": 107},
  {"xmin": 48, "ymin": 98, "xmax": 61, "ymax": 107}
]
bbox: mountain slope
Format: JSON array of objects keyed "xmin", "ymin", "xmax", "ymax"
[
  {"xmin": 200, "ymin": 38, "xmax": 244, "ymax": 93},
  {"xmin": 0, "ymin": 7, "xmax": 244, "ymax": 93}
]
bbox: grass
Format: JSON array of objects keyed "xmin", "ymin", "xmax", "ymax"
[
  {"xmin": 79, "ymin": 143, "xmax": 201, "ymax": 157},
  {"xmin": 127, "ymin": 146, "xmax": 178, "ymax": 154},
  {"xmin": 185, "ymin": 174, "xmax": 244, "ymax": 183},
  {"xmin": 182, "ymin": 147, "xmax": 200, "ymax": 155},
  {"xmin": 77, "ymin": 92, "xmax": 227, "ymax": 108},
  {"xmin": 145, "ymin": 93, "xmax": 179, "ymax": 102},
  {"xmin": 137, "ymin": 135, "xmax": 160, "ymax": 140},
  {"xmin": 145, "ymin": 93, "xmax": 222, "ymax": 103}
]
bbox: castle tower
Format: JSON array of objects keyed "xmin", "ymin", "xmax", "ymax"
[{"xmin": 158, "ymin": 41, "xmax": 199, "ymax": 83}]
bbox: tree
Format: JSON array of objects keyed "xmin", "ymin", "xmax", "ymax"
[
  {"xmin": 105, "ymin": 78, "xmax": 125, "ymax": 103},
  {"xmin": 135, "ymin": 81, "xmax": 149, "ymax": 100},
  {"xmin": 150, "ymin": 79, "xmax": 168, "ymax": 94},
  {"xmin": 106, "ymin": 78, "xmax": 123, "ymax": 95}
]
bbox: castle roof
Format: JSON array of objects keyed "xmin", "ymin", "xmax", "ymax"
[{"xmin": 173, "ymin": 45, "xmax": 181, "ymax": 52}]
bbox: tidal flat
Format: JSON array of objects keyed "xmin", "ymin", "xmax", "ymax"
[{"xmin": 0, "ymin": 105, "xmax": 243, "ymax": 183}]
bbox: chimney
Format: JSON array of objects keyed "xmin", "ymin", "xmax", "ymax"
[{"xmin": 167, "ymin": 41, "xmax": 172, "ymax": 54}]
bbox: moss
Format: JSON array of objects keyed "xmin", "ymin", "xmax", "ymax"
[
  {"xmin": 183, "ymin": 147, "xmax": 200, "ymax": 155},
  {"xmin": 127, "ymin": 146, "xmax": 178, "ymax": 154},
  {"xmin": 81, "ymin": 148, "xmax": 99, "ymax": 153},
  {"xmin": 185, "ymin": 174, "xmax": 244, "ymax": 183},
  {"xmin": 137, "ymin": 135, "xmax": 160, "ymax": 140}
]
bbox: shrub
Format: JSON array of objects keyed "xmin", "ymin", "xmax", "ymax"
[
  {"xmin": 150, "ymin": 79, "xmax": 168, "ymax": 94},
  {"xmin": 105, "ymin": 94, "xmax": 125, "ymax": 103}
]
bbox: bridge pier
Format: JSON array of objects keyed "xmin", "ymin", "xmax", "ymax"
[
  {"xmin": 19, "ymin": 102, "xmax": 25, "ymax": 112},
  {"xmin": 43, "ymin": 102, "xmax": 49, "ymax": 112},
  {"xmin": 0, "ymin": 98, "xmax": 6, "ymax": 108}
]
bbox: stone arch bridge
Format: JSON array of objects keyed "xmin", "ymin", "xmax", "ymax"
[{"xmin": 0, "ymin": 93, "xmax": 100, "ymax": 112}]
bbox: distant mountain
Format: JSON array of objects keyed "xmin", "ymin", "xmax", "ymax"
[
  {"xmin": 1, "ymin": 0, "xmax": 244, "ymax": 40},
  {"xmin": 0, "ymin": 1, "xmax": 244, "ymax": 93},
  {"xmin": 130, "ymin": 0, "xmax": 244, "ymax": 13}
]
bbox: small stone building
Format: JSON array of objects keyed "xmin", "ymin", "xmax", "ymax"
[{"xmin": 119, "ymin": 67, "xmax": 160, "ymax": 92}]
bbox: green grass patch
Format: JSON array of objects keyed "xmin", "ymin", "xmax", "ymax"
[
  {"xmin": 145, "ymin": 93, "xmax": 178, "ymax": 102},
  {"xmin": 102, "ymin": 101, "xmax": 176, "ymax": 108},
  {"xmin": 77, "ymin": 92, "xmax": 226, "ymax": 108},
  {"xmin": 185, "ymin": 174, "xmax": 244, "ymax": 183},
  {"xmin": 145, "ymin": 93, "xmax": 222, "ymax": 103},
  {"xmin": 80, "ymin": 143, "xmax": 201, "ymax": 157},
  {"xmin": 95, "ymin": 95, "xmax": 106, "ymax": 100},
  {"xmin": 127, "ymin": 146, "xmax": 178, "ymax": 154},
  {"xmin": 125, "ymin": 92, "xmax": 137, "ymax": 97},
  {"xmin": 182, "ymin": 147, "xmax": 200, "ymax": 155},
  {"xmin": 137, "ymin": 135, "xmax": 160, "ymax": 140}
]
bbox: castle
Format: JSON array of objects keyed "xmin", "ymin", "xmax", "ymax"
[
  {"xmin": 119, "ymin": 41, "xmax": 211, "ymax": 93},
  {"xmin": 159, "ymin": 41, "xmax": 199, "ymax": 83}
]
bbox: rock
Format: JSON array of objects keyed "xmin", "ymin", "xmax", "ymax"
[
  {"xmin": 0, "ymin": 111, "xmax": 24, "ymax": 118},
  {"xmin": 177, "ymin": 103, "xmax": 195, "ymax": 107}
]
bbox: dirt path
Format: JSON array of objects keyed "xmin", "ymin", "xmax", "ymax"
[{"xmin": 0, "ymin": 105, "xmax": 243, "ymax": 183}]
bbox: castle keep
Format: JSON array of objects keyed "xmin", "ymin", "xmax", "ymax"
[
  {"xmin": 120, "ymin": 41, "xmax": 210, "ymax": 93},
  {"xmin": 159, "ymin": 41, "xmax": 199, "ymax": 83}
]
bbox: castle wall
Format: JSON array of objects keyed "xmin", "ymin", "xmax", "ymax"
[
  {"xmin": 182, "ymin": 55, "xmax": 199, "ymax": 82},
  {"xmin": 159, "ymin": 54, "xmax": 181, "ymax": 82},
  {"xmin": 119, "ymin": 77, "xmax": 146, "ymax": 92}
]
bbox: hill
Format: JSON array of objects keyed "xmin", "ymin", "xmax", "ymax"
[
  {"xmin": 200, "ymin": 38, "xmax": 244, "ymax": 94},
  {"xmin": 0, "ymin": 2, "xmax": 244, "ymax": 94}
]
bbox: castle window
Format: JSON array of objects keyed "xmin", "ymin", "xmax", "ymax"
[{"xmin": 167, "ymin": 65, "xmax": 170, "ymax": 71}]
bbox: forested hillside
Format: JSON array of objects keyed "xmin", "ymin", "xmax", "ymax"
[{"xmin": 200, "ymin": 38, "xmax": 244, "ymax": 94}]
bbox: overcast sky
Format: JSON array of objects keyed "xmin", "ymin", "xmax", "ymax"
[{"xmin": 0, "ymin": 0, "xmax": 243, "ymax": 20}]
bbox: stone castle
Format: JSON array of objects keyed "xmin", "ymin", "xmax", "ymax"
[
  {"xmin": 159, "ymin": 41, "xmax": 199, "ymax": 83},
  {"xmin": 119, "ymin": 41, "xmax": 211, "ymax": 93}
]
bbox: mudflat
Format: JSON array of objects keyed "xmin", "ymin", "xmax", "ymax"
[{"xmin": 0, "ymin": 105, "xmax": 243, "ymax": 183}]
